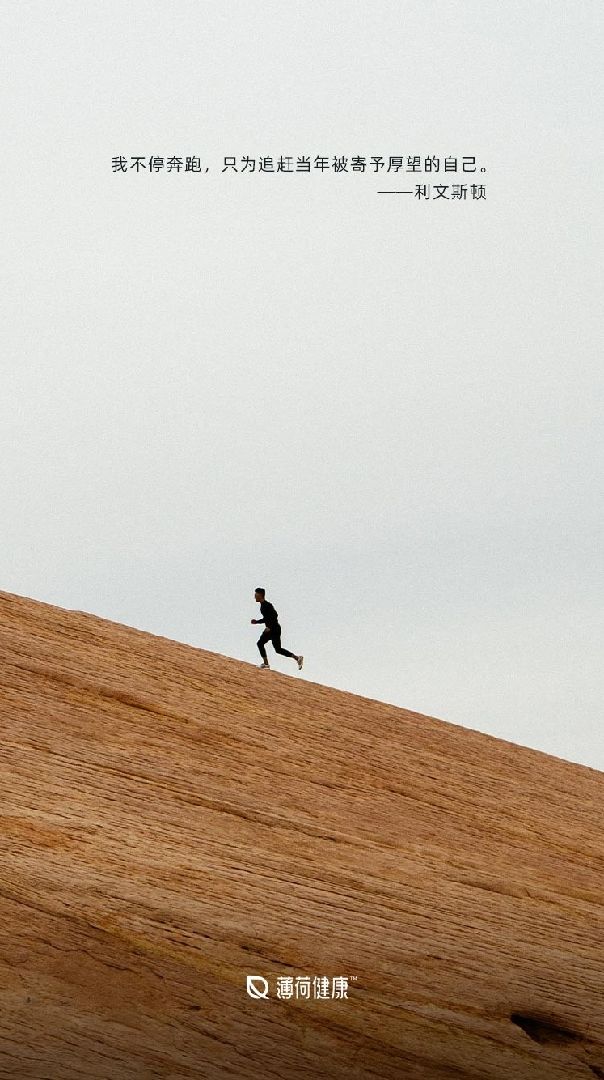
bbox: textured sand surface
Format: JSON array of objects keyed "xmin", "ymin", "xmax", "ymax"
[{"xmin": 0, "ymin": 590, "xmax": 602, "ymax": 1079}]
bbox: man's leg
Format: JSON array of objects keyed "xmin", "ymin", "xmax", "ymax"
[
  {"xmin": 257, "ymin": 630, "xmax": 271, "ymax": 666},
  {"xmin": 270, "ymin": 628, "xmax": 301, "ymax": 666}
]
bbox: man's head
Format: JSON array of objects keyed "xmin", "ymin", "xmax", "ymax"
[{"xmin": 254, "ymin": 587, "xmax": 265, "ymax": 602}]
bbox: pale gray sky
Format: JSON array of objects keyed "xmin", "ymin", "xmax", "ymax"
[{"xmin": 3, "ymin": 1, "xmax": 603, "ymax": 770}]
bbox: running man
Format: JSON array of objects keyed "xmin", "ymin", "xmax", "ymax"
[{"xmin": 251, "ymin": 588, "xmax": 303, "ymax": 671}]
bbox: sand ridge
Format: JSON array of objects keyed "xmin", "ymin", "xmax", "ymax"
[{"xmin": 0, "ymin": 590, "xmax": 602, "ymax": 1079}]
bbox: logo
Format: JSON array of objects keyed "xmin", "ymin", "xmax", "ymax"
[
  {"xmin": 246, "ymin": 975, "xmax": 356, "ymax": 1000},
  {"xmin": 246, "ymin": 975, "xmax": 269, "ymax": 999}
]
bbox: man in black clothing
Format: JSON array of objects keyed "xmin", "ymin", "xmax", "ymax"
[{"xmin": 251, "ymin": 587, "xmax": 304, "ymax": 671}]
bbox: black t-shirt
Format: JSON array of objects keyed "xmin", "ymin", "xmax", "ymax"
[{"xmin": 260, "ymin": 600, "xmax": 279, "ymax": 629}]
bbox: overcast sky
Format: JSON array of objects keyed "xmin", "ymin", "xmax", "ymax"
[{"xmin": 3, "ymin": 1, "xmax": 602, "ymax": 770}]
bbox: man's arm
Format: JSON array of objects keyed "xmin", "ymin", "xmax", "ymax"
[{"xmin": 251, "ymin": 604, "xmax": 266, "ymax": 625}]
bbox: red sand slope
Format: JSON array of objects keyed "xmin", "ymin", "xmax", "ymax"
[{"xmin": 0, "ymin": 591, "xmax": 602, "ymax": 1079}]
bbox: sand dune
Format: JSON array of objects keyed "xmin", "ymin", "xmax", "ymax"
[{"xmin": 0, "ymin": 590, "xmax": 602, "ymax": 1079}]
